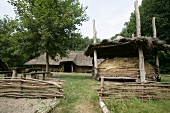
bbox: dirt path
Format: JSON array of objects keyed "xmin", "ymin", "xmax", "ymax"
[
  {"xmin": 52, "ymin": 73, "xmax": 101, "ymax": 113},
  {"xmin": 0, "ymin": 97, "xmax": 57, "ymax": 113}
]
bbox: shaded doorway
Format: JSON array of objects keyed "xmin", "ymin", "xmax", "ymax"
[{"xmin": 64, "ymin": 62, "xmax": 74, "ymax": 72}]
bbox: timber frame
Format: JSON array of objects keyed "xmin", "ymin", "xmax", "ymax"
[{"xmin": 85, "ymin": 0, "xmax": 170, "ymax": 81}]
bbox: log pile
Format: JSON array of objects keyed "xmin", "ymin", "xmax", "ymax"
[
  {"xmin": 97, "ymin": 81, "xmax": 170, "ymax": 100},
  {"xmin": 0, "ymin": 77, "xmax": 64, "ymax": 98}
]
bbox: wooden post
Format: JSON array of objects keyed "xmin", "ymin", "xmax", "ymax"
[
  {"xmin": 93, "ymin": 20, "xmax": 98, "ymax": 79},
  {"xmin": 46, "ymin": 52, "xmax": 50, "ymax": 77},
  {"xmin": 43, "ymin": 73, "xmax": 45, "ymax": 80},
  {"xmin": 101, "ymin": 77, "xmax": 104, "ymax": 92},
  {"xmin": 152, "ymin": 17, "xmax": 160, "ymax": 81},
  {"xmin": 12, "ymin": 69, "xmax": 17, "ymax": 78},
  {"xmin": 71, "ymin": 64, "xmax": 74, "ymax": 73},
  {"xmin": 135, "ymin": 0, "xmax": 146, "ymax": 83},
  {"xmin": 99, "ymin": 100, "xmax": 110, "ymax": 113},
  {"xmin": 132, "ymin": 33, "xmax": 135, "ymax": 38}
]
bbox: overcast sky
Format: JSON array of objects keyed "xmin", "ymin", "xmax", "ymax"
[{"xmin": 0, "ymin": 0, "xmax": 142, "ymax": 39}]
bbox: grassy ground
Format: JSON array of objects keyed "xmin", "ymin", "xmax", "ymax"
[
  {"xmin": 105, "ymin": 74, "xmax": 170, "ymax": 113},
  {"xmin": 105, "ymin": 98, "xmax": 170, "ymax": 113},
  {"xmin": 1, "ymin": 73, "xmax": 170, "ymax": 113},
  {"xmin": 52, "ymin": 73, "xmax": 101, "ymax": 113},
  {"xmin": 161, "ymin": 74, "xmax": 170, "ymax": 82}
]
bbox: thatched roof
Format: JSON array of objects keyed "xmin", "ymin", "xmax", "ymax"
[
  {"xmin": 25, "ymin": 51, "xmax": 103, "ymax": 66},
  {"xmin": 84, "ymin": 37, "xmax": 170, "ymax": 59},
  {"xmin": 25, "ymin": 53, "xmax": 60, "ymax": 65}
]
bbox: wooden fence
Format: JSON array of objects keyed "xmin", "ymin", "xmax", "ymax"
[
  {"xmin": 97, "ymin": 77, "xmax": 170, "ymax": 100},
  {"xmin": 0, "ymin": 77, "xmax": 64, "ymax": 98}
]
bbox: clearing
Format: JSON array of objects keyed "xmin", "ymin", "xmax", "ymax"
[{"xmin": 52, "ymin": 73, "xmax": 101, "ymax": 113}]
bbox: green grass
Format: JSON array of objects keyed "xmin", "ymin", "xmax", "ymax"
[
  {"xmin": 51, "ymin": 73, "xmax": 100, "ymax": 113},
  {"xmin": 105, "ymin": 74, "xmax": 170, "ymax": 113},
  {"xmin": 1, "ymin": 73, "xmax": 169, "ymax": 113},
  {"xmin": 105, "ymin": 98, "xmax": 170, "ymax": 113},
  {"xmin": 161, "ymin": 74, "xmax": 170, "ymax": 82}
]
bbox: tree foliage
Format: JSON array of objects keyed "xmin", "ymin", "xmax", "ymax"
[
  {"xmin": 112, "ymin": 0, "xmax": 170, "ymax": 42},
  {"xmin": 8, "ymin": 0, "xmax": 88, "ymax": 58},
  {"xmin": 0, "ymin": 16, "xmax": 27, "ymax": 67}
]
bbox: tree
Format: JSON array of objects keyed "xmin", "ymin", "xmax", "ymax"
[
  {"xmin": 0, "ymin": 15, "xmax": 27, "ymax": 67},
  {"xmin": 8, "ymin": 0, "xmax": 88, "ymax": 74},
  {"xmin": 113, "ymin": 0, "xmax": 170, "ymax": 42}
]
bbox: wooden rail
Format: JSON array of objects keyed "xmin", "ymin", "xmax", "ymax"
[
  {"xmin": 0, "ymin": 77, "xmax": 64, "ymax": 98},
  {"xmin": 97, "ymin": 77, "xmax": 170, "ymax": 100},
  {"xmin": 22, "ymin": 72, "xmax": 51, "ymax": 80}
]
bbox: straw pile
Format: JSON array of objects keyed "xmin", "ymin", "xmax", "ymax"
[{"xmin": 98, "ymin": 57, "xmax": 155, "ymax": 80}]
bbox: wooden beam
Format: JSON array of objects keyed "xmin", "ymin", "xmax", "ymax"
[
  {"xmin": 99, "ymin": 100, "xmax": 110, "ymax": 113},
  {"xmin": 101, "ymin": 77, "xmax": 104, "ymax": 92},
  {"xmin": 93, "ymin": 20, "xmax": 98, "ymax": 79},
  {"xmin": 135, "ymin": 0, "xmax": 146, "ymax": 83},
  {"xmin": 152, "ymin": 17, "xmax": 160, "ymax": 81},
  {"xmin": 12, "ymin": 69, "xmax": 17, "ymax": 78}
]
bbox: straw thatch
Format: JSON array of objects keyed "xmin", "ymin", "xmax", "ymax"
[
  {"xmin": 98, "ymin": 57, "xmax": 155, "ymax": 80},
  {"xmin": 25, "ymin": 51, "xmax": 103, "ymax": 72},
  {"xmin": 25, "ymin": 51, "xmax": 103, "ymax": 67},
  {"xmin": 25, "ymin": 53, "xmax": 60, "ymax": 66},
  {"xmin": 85, "ymin": 37, "xmax": 170, "ymax": 58}
]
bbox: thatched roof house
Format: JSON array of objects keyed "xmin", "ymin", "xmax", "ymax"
[
  {"xmin": 84, "ymin": 37, "xmax": 170, "ymax": 81},
  {"xmin": 25, "ymin": 51, "xmax": 103, "ymax": 73}
]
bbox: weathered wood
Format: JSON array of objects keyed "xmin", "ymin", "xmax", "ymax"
[
  {"xmin": 46, "ymin": 52, "xmax": 50, "ymax": 77},
  {"xmin": 0, "ymin": 93, "xmax": 64, "ymax": 98},
  {"xmin": 0, "ymin": 71, "xmax": 12, "ymax": 74},
  {"xmin": 99, "ymin": 76, "xmax": 136, "ymax": 80},
  {"xmin": 12, "ymin": 69, "xmax": 17, "ymax": 78},
  {"xmin": 135, "ymin": 0, "xmax": 146, "ymax": 83},
  {"xmin": 93, "ymin": 20, "xmax": 98, "ymax": 79},
  {"xmin": 99, "ymin": 100, "xmax": 110, "ymax": 113},
  {"xmin": 0, "ymin": 78, "xmax": 64, "ymax": 98},
  {"xmin": 101, "ymin": 77, "xmax": 104, "ymax": 92},
  {"xmin": 152, "ymin": 17, "xmax": 160, "ymax": 81},
  {"xmin": 97, "ymin": 80, "xmax": 170, "ymax": 100},
  {"xmin": 0, "ymin": 78, "xmax": 62, "ymax": 87}
]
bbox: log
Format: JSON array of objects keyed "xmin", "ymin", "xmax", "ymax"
[
  {"xmin": 99, "ymin": 100, "xmax": 110, "ymax": 113},
  {"xmin": 135, "ymin": 0, "xmax": 146, "ymax": 83},
  {"xmin": 93, "ymin": 20, "xmax": 98, "ymax": 79},
  {"xmin": 152, "ymin": 17, "xmax": 160, "ymax": 81},
  {"xmin": 0, "ymin": 93, "xmax": 64, "ymax": 98},
  {"xmin": 101, "ymin": 77, "xmax": 104, "ymax": 91}
]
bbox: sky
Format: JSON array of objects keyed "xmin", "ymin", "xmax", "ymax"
[{"xmin": 0, "ymin": 0, "xmax": 142, "ymax": 39}]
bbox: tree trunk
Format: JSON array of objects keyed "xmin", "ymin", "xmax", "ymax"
[{"xmin": 46, "ymin": 52, "xmax": 50, "ymax": 77}]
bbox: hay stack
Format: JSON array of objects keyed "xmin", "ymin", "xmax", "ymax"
[{"xmin": 98, "ymin": 57, "xmax": 155, "ymax": 80}]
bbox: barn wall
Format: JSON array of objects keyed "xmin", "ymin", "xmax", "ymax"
[
  {"xmin": 32, "ymin": 65, "xmax": 92, "ymax": 73},
  {"xmin": 74, "ymin": 66, "xmax": 92, "ymax": 73},
  {"xmin": 33, "ymin": 65, "xmax": 62, "ymax": 72}
]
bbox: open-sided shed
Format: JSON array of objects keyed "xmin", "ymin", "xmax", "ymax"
[{"xmin": 84, "ymin": 37, "xmax": 170, "ymax": 81}]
